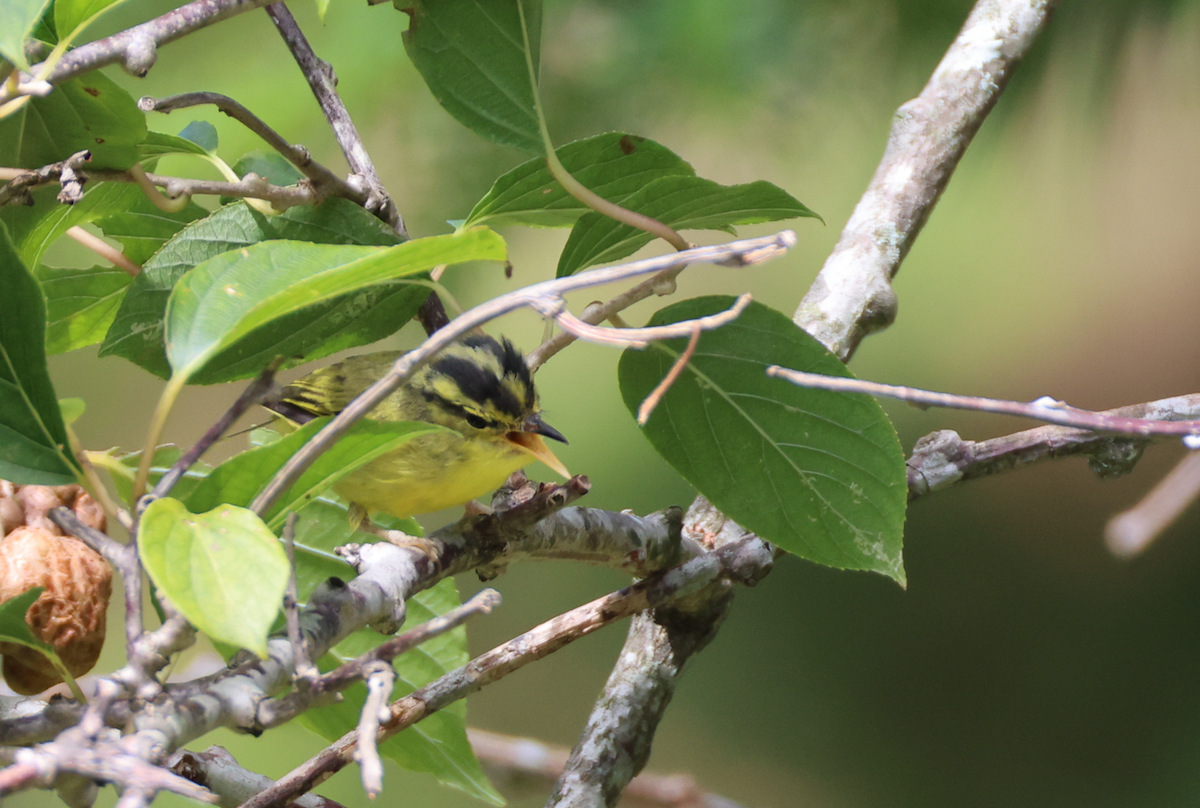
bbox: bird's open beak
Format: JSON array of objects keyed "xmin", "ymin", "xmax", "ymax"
[{"xmin": 506, "ymin": 414, "xmax": 570, "ymax": 479}]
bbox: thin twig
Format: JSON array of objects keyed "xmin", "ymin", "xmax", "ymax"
[
  {"xmin": 470, "ymin": 728, "xmax": 747, "ymax": 808},
  {"xmin": 1106, "ymin": 450, "xmax": 1200, "ymax": 558},
  {"xmin": 167, "ymin": 747, "xmax": 344, "ymax": 808},
  {"xmin": 257, "ymin": 589, "xmax": 502, "ymax": 728},
  {"xmin": 1, "ymin": 164, "xmax": 324, "ymax": 211},
  {"xmin": 151, "ymin": 359, "xmax": 282, "ymax": 500},
  {"xmin": 638, "ymin": 324, "xmax": 702, "ymax": 425},
  {"xmin": 265, "ymin": 3, "xmax": 405, "ymax": 237},
  {"xmin": 281, "ymin": 513, "xmax": 315, "ymax": 682},
  {"xmin": 904, "ymin": 394, "xmax": 1200, "ymax": 499},
  {"xmin": 239, "ymin": 538, "xmax": 770, "ymax": 808},
  {"xmin": 354, "ymin": 662, "xmax": 393, "ymax": 797},
  {"xmin": 139, "ymin": 93, "xmax": 364, "ymax": 204},
  {"xmin": 793, "ymin": 0, "xmax": 1058, "ymax": 361},
  {"xmin": 766, "ymin": 367, "xmax": 1200, "ymax": 438},
  {"xmin": 249, "ymin": 233, "xmax": 794, "ymax": 518}
]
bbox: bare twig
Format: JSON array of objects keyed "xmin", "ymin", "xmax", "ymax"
[
  {"xmin": 139, "ymin": 93, "xmax": 365, "ymax": 204},
  {"xmin": 1106, "ymin": 450, "xmax": 1200, "ymax": 558},
  {"xmin": 281, "ymin": 513, "xmax": 315, "ymax": 682},
  {"xmin": 638, "ymin": 324, "xmax": 702, "ymax": 425},
  {"xmin": 470, "ymin": 728, "xmax": 747, "ymax": 808},
  {"xmin": 354, "ymin": 662, "xmax": 393, "ymax": 797},
  {"xmin": 249, "ymin": 233, "xmax": 794, "ymax": 518},
  {"xmin": 904, "ymin": 394, "xmax": 1200, "ymax": 499},
  {"xmin": 258, "ymin": 589, "xmax": 502, "ymax": 728},
  {"xmin": 766, "ymin": 368, "xmax": 1200, "ymax": 439},
  {"xmin": 151, "ymin": 360, "xmax": 282, "ymax": 501},
  {"xmin": 239, "ymin": 535, "xmax": 771, "ymax": 808},
  {"xmin": 265, "ymin": 3, "xmax": 405, "ymax": 236},
  {"xmin": 167, "ymin": 747, "xmax": 343, "ymax": 808},
  {"xmin": 549, "ymin": 497, "xmax": 767, "ymax": 808},
  {"xmin": 1, "ymin": 164, "xmax": 324, "ymax": 211},
  {"xmin": 793, "ymin": 0, "xmax": 1057, "ymax": 361},
  {"xmin": 0, "ymin": 0, "xmax": 278, "ymax": 105}
]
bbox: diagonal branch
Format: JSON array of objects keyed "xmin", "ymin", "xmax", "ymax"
[
  {"xmin": 0, "ymin": 0, "xmax": 277, "ymax": 104},
  {"xmin": 793, "ymin": 0, "xmax": 1058, "ymax": 361}
]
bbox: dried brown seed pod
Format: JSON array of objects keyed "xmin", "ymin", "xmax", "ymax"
[
  {"xmin": 0, "ymin": 526, "xmax": 113, "ymax": 695},
  {"xmin": 0, "ymin": 497, "xmax": 22, "ymax": 537},
  {"xmin": 16, "ymin": 486, "xmax": 67, "ymax": 536},
  {"xmin": 72, "ymin": 492, "xmax": 106, "ymax": 535}
]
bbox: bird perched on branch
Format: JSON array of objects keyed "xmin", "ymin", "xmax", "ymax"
[{"xmin": 265, "ymin": 334, "xmax": 568, "ymax": 552}]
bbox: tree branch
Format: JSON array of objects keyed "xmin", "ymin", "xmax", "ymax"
[
  {"xmin": 0, "ymin": 0, "xmax": 277, "ymax": 104},
  {"xmin": 264, "ymin": 3, "xmax": 405, "ymax": 237},
  {"xmin": 793, "ymin": 0, "xmax": 1057, "ymax": 361},
  {"xmin": 906, "ymin": 394, "xmax": 1200, "ymax": 499}
]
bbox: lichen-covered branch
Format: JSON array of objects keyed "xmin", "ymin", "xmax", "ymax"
[{"xmin": 793, "ymin": 0, "xmax": 1057, "ymax": 360}]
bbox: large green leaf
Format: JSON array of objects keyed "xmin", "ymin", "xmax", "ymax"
[
  {"xmin": 402, "ymin": 0, "xmax": 543, "ymax": 154},
  {"xmin": 37, "ymin": 264, "xmax": 133, "ymax": 354},
  {"xmin": 618, "ymin": 297, "xmax": 907, "ymax": 584},
  {"xmin": 0, "ymin": 0, "xmax": 51, "ymax": 69},
  {"xmin": 163, "ymin": 228, "xmax": 505, "ymax": 383},
  {"xmin": 558, "ymin": 176, "xmax": 820, "ymax": 276},
  {"xmin": 99, "ymin": 200, "xmax": 432, "ymax": 383},
  {"xmin": 0, "ymin": 72, "xmax": 146, "ymax": 169},
  {"xmin": 462, "ymin": 133, "xmax": 696, "ymax": 230},
  {"xmin": 139, "ymin": 498, "xmax": 289, "ymax": 658},
  {"xmin": 0, "ymin": 225, "xmax": 78, "ymax": 485},
  {"xmin": 300, "ymin": 578, "xmax": 502, "ymax": 805},
  {"xmin": 185, "ymin": 417, "xmax": 445, "ymax": 529},
  {"xmin": 93, "ymin": 194, "xmax": 208, "ymax": 265}
]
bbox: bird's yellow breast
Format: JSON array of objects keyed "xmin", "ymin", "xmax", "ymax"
[{"xmin": 332, "ymin": 430, "xmax": 532, "ymax": 519}]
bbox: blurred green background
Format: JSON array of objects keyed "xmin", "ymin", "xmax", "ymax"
[{"xmin": 18, "ymin": 0, "xmax": 1200, "ymax": 806}]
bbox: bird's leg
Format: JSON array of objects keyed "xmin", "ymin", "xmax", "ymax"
[{"xmin": 348, "ymin": 503, "xmax": 439, "ymax": 562}]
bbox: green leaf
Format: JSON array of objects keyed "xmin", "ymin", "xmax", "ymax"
[
  {"xmin": 185, "ymin": 417, "xmax": 445, "ymax": 529},
  {"xmin": 58, "ymin": 398, "xmax": 85, "ymax": 425},
  {"xmin": 92, "ymin": 194, "xmax": 208, "ymax": 265},
  {"xmin": 37, "ymin": 264, "xmax": 133, "ymax": 354},
  {"xmin": 0, "ymin": 587, "xmax": 51, "ymax": 651},
  {"xmin": 232, "ymin": 150, "xmax": 303, "ymax": 186},
  {"xmin": 0, "ymin": 0, "xmax": 52, "ymax": 69},
  {"xmin": 463, "ymin": 133, "xmax": 696, "ymax": 230},
  {"xmin": 300, "ymin": 578, "xmax": 503, "ymax": 804},
  {"xmin": 0, "ymin": 225, "xmax": 78, "ymax": 485},
  {"xmin": 100, "ymin": 444, "xmax": 209, "ymax": 505},
  {"xmin": 164, "ymin": 228, "xmax": 505, "ymax": 382},
  {"xmin": 403, "ymin": 0, "xmax": 544, "ymax": 154},
  {"xmin": 558, "ymin": 176, "xmax": 820, "ymax": 276},
  {"xmin": 0, "ymin": 71, "xmax": 147, "ymax": 169},
  {"xmin": 138, "ymin": 129, "xmax": 213, "ymax": 160},
  {"xmin": 179, "ymin": 121, "xmax": 219, "ymax": 152},
  {"xmin": 54, "ymin": 0, "xmax": 135, "ymax": 45},
  {"xmin": 139, "ymin": 498, "xmax": 290, "ymax": 657},
  {"xmin": 3, "ymin": 181, "xmax": 144, "ymax": 270},
  {"xmin": 618, "ymin": 297, "xmax": 907, "ymax": 584},
  {"xmin": 99, "ymin": 200, "xmax": 429, "ymax": 382}
]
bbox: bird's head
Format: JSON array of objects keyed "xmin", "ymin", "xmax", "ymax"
[{"xmin": 414, "ymin": 335, "xmax": 569, "ymax": 477}]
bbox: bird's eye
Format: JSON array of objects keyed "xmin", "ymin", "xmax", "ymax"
[{"xmin": 465, "ymin": 413, "xmax": 488, "ymax": 429}]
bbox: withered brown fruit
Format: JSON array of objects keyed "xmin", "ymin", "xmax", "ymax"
[{"xmin": 0, "ymin": 526, "xmax": 112, "ymax": 695}]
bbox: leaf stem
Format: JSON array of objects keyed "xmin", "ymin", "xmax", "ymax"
[{"xmin": 516, "ymin": 2, "xmax": 688, "ymax": 254}]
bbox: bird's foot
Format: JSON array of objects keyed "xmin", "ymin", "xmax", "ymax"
[
  {"xmin": 462, "ymin": 500, "xmax": 494, "ymax": 517},
  {"xmin": 347, "ymin": 503, "xmax": 439, "ymax": 563}
]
